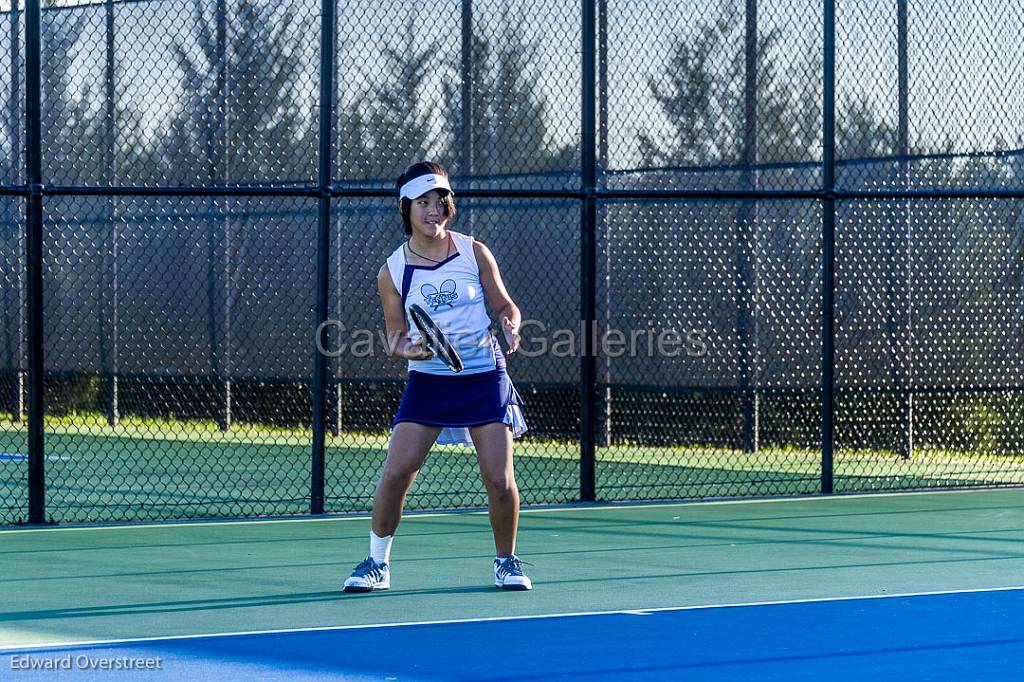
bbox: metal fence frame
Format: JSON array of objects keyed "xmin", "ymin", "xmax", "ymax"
[{"xmin": 6, "ymin": 0, "xmax": 1024, "ymax": 523}]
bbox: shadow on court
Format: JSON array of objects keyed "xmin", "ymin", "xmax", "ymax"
[{"xmin": 0, "ymin": 586, "xmax": 497, "ymax": 623}]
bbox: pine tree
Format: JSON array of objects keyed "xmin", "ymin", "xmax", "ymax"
[
  {"xmin": 37, "ymin": 5, "xmax": 155, "ymax": 184},
  {"xmin": 40, "ymin": 11, "xmax": 98, "ymax": 182},
  {"xmin": 161, "ymin": 0, "xmax": 316, "ymax": 183},
  {"xmin": 443, "ymin": 27, "xmax": 575, "ymax": 177},
  {"xmin": 637, "ymin": 9, "xmax": 741, "ymax": 167},
  {"xmin": 636, "ymin": 7, "xmax": 902, "ymax": 169},
  {"xmin": 351, "ymin": 14, "xmax": 437, "ymax": 181}
]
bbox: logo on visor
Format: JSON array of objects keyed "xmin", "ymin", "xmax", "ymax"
[{"xmin": 421, "ymin": 280, "xmax": 458, "ymax": 310}]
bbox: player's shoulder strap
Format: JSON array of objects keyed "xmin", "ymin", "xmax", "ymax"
[
  {"xmin": 385, "ymin": 242, "xmax": 406, "ymax": 294},
  {"xmin": 449, "ymin": 231, "xmax": 479, "ymax": 274}
]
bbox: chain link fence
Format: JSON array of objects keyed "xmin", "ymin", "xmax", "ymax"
[{"xmin": 2, "ymin": 0, "xmax": 1023, "ymax": 524}]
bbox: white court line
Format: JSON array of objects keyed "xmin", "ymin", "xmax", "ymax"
[
  {"xmin": 0, "ymin": 453, "xmax": 68, "ymax": 462},
  {"xmin": 2, "ymin": 584, "xmax": 1022, "ymax": 653},
  {"xmin": 2, "ymin": 486, "xmax": 1018, "ymax": 534}
]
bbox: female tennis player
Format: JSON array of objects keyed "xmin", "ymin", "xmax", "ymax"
[{"xmin": 343, "ymin": 161, "xmax": 531, "ymax": 592}]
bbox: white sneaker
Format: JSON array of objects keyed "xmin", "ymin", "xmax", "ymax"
[
  {"xmin": 343, "ymin": 556, "xmax": 390, "ymax": 593},
  {"xmin": 494, "ymin": 555, "xmax": 532, "ymax": 591}
]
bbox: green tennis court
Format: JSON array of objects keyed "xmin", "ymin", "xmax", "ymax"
[{"xmin": 2, "ymin": 488, "xmax": 1022, "ymax": 679}]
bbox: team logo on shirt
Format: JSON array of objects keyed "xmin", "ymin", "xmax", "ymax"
[{"xmin": 421, "ymin": 279, "xmax": 458, "ymax": 310}]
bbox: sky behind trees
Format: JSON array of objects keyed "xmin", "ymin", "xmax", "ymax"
[{"xmin": 0, "ymin": 0, "xmax": 1022, "ymax": 181}]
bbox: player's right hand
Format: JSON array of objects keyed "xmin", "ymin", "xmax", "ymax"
[{"xmin": 404, "ymin": 338, "xmax": 434, "ymax": 361}]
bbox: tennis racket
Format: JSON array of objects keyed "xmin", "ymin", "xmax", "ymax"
[{"xmin": 408, "ymin": 303, "xmax": 464, "ymax": 373}]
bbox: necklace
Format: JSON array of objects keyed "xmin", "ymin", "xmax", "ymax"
[{"xmin": 406, "ymin": 234, "xmax": 452, "ymax": 264}]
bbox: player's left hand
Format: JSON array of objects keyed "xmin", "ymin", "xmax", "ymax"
[{"xmin": 502, "ymin": 316, "xmax": 520, "ymax": 354}]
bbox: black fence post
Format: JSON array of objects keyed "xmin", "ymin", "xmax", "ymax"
[
  {"xmin": 311, "ymin": 0, "xmax": 337, "ymax": 515},
  {"xmin": 328, "ymin": 3, "xmax": 341, "ymax": 439},
  {"xmin": 25, "ymin": 0, "xmax": 44, "ymax": 523},
  {"xmin": 460, "ymin": 0, "xmax": 474, "ymax": 235},
  {"xmin": 7, "ymin": 0, "xmax": 24, "ymax": 424},
  {"xmin": 738, "ymin": 0, "xmax": 760, "ymax": 454},
  {"xmin": 821, "ymin": 0, "xmax": 836, "ymax": 494},
  {"xmin": 204, "ymin": 0, "xmax": 232, "ymax": 432},
  {"xmin": 205, "ymin": 0, "xmax": 230, "ymax": 431},
  {"xmin": 580, "ymin": 0, "xmax": 597, "ymax": 502},
  {"xmin": 217, "ymin": 0, "xmax": 232, "ymax": 432},
  {"xmin": 102, "ymin": 0, "xmax": 119, "ymax": 427},
  {"xmin": 896, "ymin": 0, "xmax": 913, "ymax": 460},
  {"xmin": 596, "ymin": 0, "xmax": 611, "ymax": 449}
]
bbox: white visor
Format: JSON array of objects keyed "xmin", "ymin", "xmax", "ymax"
[{"xmin": 399, "ymin": 173, "xmax": 453, "ymax": 200}]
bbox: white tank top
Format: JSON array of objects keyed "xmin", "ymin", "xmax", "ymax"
[{"xmin": 386, "ymin": 231, "xmax": 498, "ymax": 375}]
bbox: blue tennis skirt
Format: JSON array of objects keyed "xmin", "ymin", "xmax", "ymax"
[{"xmin": 393, "ymin": 367, "xmax": 528, "ymax": 446}]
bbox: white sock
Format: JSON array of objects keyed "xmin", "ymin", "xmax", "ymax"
[{"xmin": 370, "ymin": 531, "xmax": 393, "ymax": 565}]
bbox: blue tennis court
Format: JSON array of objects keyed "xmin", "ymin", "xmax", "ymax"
[{"xmin": 5, "ymin": 589, "xmax": 1024, "ymax": 680}]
